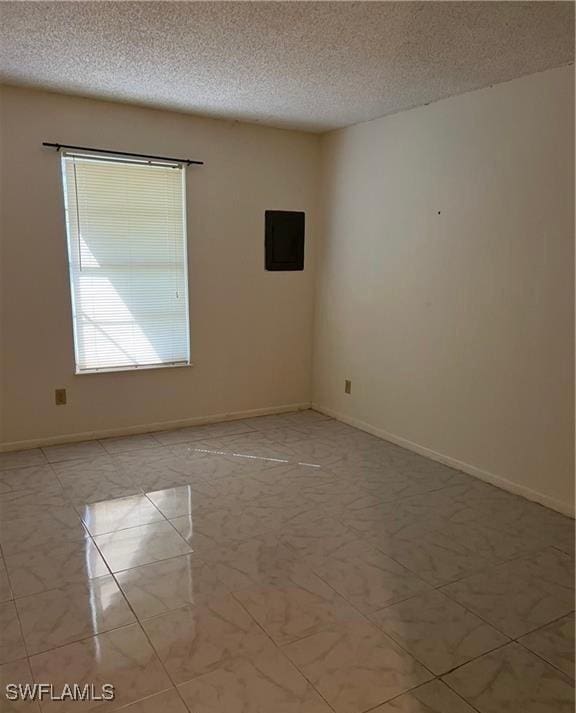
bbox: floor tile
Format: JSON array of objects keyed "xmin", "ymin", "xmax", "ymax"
[
  {"xmin": 280, "ymin": 514, "xmax": 360, "ymax": 559},
  {"xmin": 3, "ymin": 414, "xmax": 572, "ymax": 713},
  {"xmin": 372, "ymin": 680, "xmax": 476, "ymax": 712},
  {"xmin": 234, "ymin": 568, "xmax": 363, "ymax": 645},
  {"xmin": 78, "ymin": 495, "xmax": 164, "ymax": 536},
  {"xmin": 41, "ymin": 441, "xmax": 107, "ymax": 464},
  {"xmin": 357, "ymin": 463, "xmax": 457, "ymax": 496},
  {"xmin": 535, "ymin": 513, "xmax": 575, "ymax": 557},
  {"xmin": 181, "ymin": 533, "xmax": 299, "ymax": 586},
  {"xmin": 51, "ymin": 455, "xmax": 124, "ymax": 481},
  {"xmin": 115, "ymin": 553, "xmax": 241, "ymax": 619},
  {"xmin": 139, "ymin": 453, "xmax": 254, "ymax": 489},
  {"xmin": 171, "ymin": 434, "xmax": 282, "ymax": 461},
  {"xmin": 0, "ymin": 602, "xmax": 26, "ymax": 664},
  {"xmin": 371, "ymin": 590, "xmax": 508, "ymax": 675},
  {"xmin": 260, "ymin": 426, "xmax": 326, "ymax": 445},
  {"xmin": 113, "ymin": 689, "xmax": 189, "ymax": 711},
  {"xmin": 169, "ymin": 504, "xmax": 283, "ymax": 547},
  {"xmin": 16, "ymin": 575, "xmax": 135, "ymax": 655},
  {"xmin": 0, "ymin": 451, "xmax": 45, "ymax": 472},
  {"xmin": 501, "ymin": 546, "xmax": 575, "ymax": 590},
  {"xmin": 141, "ymin": 596, "xmax": 272, "ymax": 683},
  {"xmin": 301, "ymin": 453, "xmax": 388, "ymax": 481},
  {"xmin": 0, "ymin": 508, "xmax": 87, "ymax": 557},
  {"xmin": 279, "ymin": 409, "xmax": 331, "ymax": 426},
  {"xmin": 67, "ymin": 479, "xmax": 142, "ymax": 508},
  {"xmin": 310, "ymin": 539, "xmax": 430, "ymax": 614},
  {"xmin": 275, "ymin": 440, "xmax": 361, "ymax": 471},
  {"xmin": 99, "ymin": 434, "xmax": 162, "ymax": 455},
  {"xmin": 388, "ymin": 482, "xmax": 507, "ymax": 527},
  {"xmin": 477, "ymin": 501, "xmax": 575, "ymax": 557},
  {"xmin": 51, "ymin": 458, "xmax": 141, "ymax": 506},
  {"xmin": 357, "ymin": 472, "xmax": 441, "ymax": 503},
  {"xmin": 0, "ymin": 658, "xmax": 40, "ymax": 711},
  {"xmin": 442, "ymin": 642, "xmax": 574, "ymax": 712},
  {"xmin": 121, "ymin": 454, "xmax": 208, "ymax": 492},
  {"xmin": 0, "ymin": 557, "xmax": 13, "ymax": 603},
  {"xmin": 0, "ymin": 467, "xmax": 60, "ymax": 496},
  {"xmin": 175, "ymin": 429, "xmax": 290, "ymax": 453},
  {"xmin": 145, "ymin": 483, "xmax": 219, "ymax": 519},
  {"xmin": 370, "ymin": 522, "xmax": 496, "ymax": 587},
  {"xmin": 153, "ymin": 419, "xmax": 256, "ymax": 446},
  {"xmin": 94, "ymin": 521, "xmax": 191, "ymax": 572},
  {"xmin": 29, "ymin": 624, "xmax": 171, "ymax": 712},
  {"xmin": 440, "ymin": 548, "xmax": 575, "ymax": 638},
  {"xmin": 294, "ymin": 477, "xmax": 380, "ymax": 520},
  {"xmin": 114, "ymin": 447, "xmax": 172, "ymax": 468},
  {"xmin": 166, "ymin": 515, "xmax": 218, "ymax": 557},
  {"xmin": 204, "ymin": 471, "xmax": 292, "ymax": 509},
  {"xmin": 173, "ymin": 504, "xmax": 316, "ymax": 553},
  {"xmin": 178, "ymin": 648, "xmax": 332, "ymax": 713},
  {"xmin": 55, "ymin": 464, "xmax": 141, "ymax": 506},
  {"xmin": 519, "ymin": 613, "xmax": 574, "ymax": 679},
  {"xmin": 234, "ymin": 411, "xmax": 328, "ymax": 433},
  {"xmin": 342, "ymin": 500, "xmax": 435, "ymax": 540},
  {"xmin": 303, "ymin": 419, "xmax": 374, "ymax": 441},
  {"xmin": 428, "ymin": 519, "xmax": 548, "ymax": 564},
  {"xmin": 253, "ymin": 459, "xmax": 334, "ymax": 482},
  {"xmin": 283, "ymin": 620, "xmax": 433, "ymax": 713},
  {"xmin": 0, "ymin": 486, "xmax": 69, "ymax": 523},
  {"xmin": 5, "ymin": 538, "xmax": 109, "ymax": 598}
]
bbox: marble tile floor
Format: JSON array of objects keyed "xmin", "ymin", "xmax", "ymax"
[{"xmin": 0, "ymin": 409, "xmax": 573, "ymax": 712}]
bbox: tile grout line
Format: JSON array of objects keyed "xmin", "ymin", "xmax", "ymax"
[
  {"xmin": 1, "ymin": 416, "xmax": 573, "ymax": 712},
  {"xmin": 438, "ymin": 641, "xmax": 511, "ymax": 713},
  {"xmin": 15, "ymin": 484, "xmax": 190, "ymax": 710},
  {"xmin": 227, "ymin": 590, "xmax": 340, "ymax": 713},
  {"xmin": 243, "ymin": 532, "xmax": 444, "ymax": 701},
  {"xmin": 104, "ymin": 559, "xmax": 192, "ymax": 712},
  {"xmin": 306, "ymin": 563, "xmax": 442, "ymax": 681},
  {"xmin": 256, "ymin": 493, "xmax": 574, "ymax": 703},
  {"xmin": 3, "ymin": 475, "xmax": 195, "ymax": 660},
  {"xmin": 2, "ymin": 575, "xmax": 31, "ymax": 673},
  {"xmin": 358, "ymin": 678, "xmax": 483, "ymax": 713},
  {"xmin": 514, "ymin": 635, "xmax": 575, "ymax": 682},
  {"xmin": 15, "ymin": 538, "xmax": 568, "ymax": 667},
  {"xmin": 432, "ymin": 547, "xmax": 575, "ymax": 638}
]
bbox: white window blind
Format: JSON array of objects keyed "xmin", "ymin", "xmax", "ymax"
[{"xmin": 61, "ymin": 152, "xmax": 190, "ymax": 373}]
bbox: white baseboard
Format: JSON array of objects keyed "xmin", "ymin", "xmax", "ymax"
[
  {"xmin": 312, "ymin": 403, "xmax": 574, "ymax": 518},
  {"xmin": 0, "ymin": 402, "xmax": 312, "ymax": 452}
]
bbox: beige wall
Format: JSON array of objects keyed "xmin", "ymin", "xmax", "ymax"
[
  {"xmin": 1, "ymin": 69, "xmax": 574, "ymax": 514},
  {"xmin": 313, "ymin": 66, "xmax": 575, "ymax": 514},
  {"xmin": 0, "ymin": 87, "xmax": 319, "ymax": 446}
]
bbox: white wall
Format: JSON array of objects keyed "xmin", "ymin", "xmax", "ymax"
[
  {"xmin": 0, "ymin": 87, "xmax": 319, "ymax": 446},
  {"xmin": 313, "ymin": 66, "xmax": 574, "ymax": 514}
]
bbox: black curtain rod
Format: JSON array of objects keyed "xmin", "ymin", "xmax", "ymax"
[{"xmin": 42, "ymin": 142, "xmax": 204, "ymax": 166}]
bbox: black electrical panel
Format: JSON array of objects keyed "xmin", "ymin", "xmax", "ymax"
[{"xmin": 265, "ymin": 211, "xmax": 305, "ymax": 271}]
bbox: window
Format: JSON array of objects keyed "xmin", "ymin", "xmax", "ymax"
[{"xmin": 61, "ymin": 152, "xmax": 190, "ymax": 373}]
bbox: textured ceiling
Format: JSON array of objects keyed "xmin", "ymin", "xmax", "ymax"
[{"xmin": 0, "ymin": 1, "xmax": 573, "ymax": 132}]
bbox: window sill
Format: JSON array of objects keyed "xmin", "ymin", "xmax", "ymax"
[{"xmin": 75, "ymin": 362, "xmax": 194, "ymax": 375}]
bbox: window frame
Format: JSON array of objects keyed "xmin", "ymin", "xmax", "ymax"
[{"xmin": 60, "ymin": 151, "xmax": 192, "ymax": 375}]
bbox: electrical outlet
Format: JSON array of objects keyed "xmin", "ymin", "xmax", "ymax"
[
  {"xmin": 55, "ymin": 388, "xmax": 67, "ymax": 406},
  {"xmin": 345, "ymin": 379, "xmax": 352, "ymax": 394}
]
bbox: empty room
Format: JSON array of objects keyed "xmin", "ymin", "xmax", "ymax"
[{"xmin": 0, "ymin": 1, "xmax": 574, "ymax": 711}]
